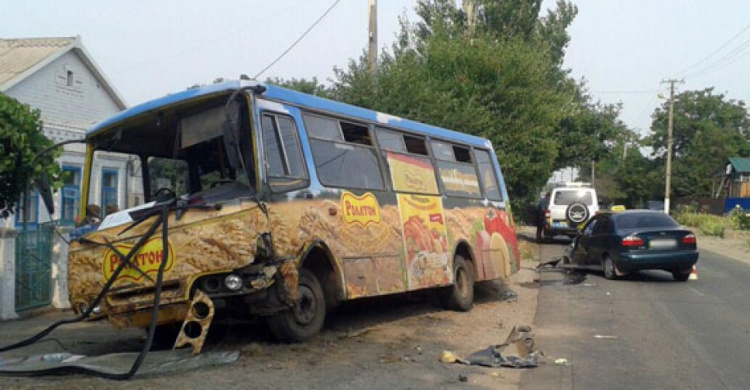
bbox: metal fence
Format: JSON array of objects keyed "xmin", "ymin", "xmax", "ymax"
[{"xmin": 14, "ymin": 225, "xmax": 53, "ymax": 311}]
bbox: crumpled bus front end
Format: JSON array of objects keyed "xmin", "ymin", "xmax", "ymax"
[{"xmin": 67, "ymin": 202, "xmax": 299, "ymax": 336}]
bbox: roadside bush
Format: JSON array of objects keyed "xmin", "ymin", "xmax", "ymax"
[
  {"xmin": 673, "ymin": 209, "xmax": 734, "ymax": 236},
  {"xmin": 728, "ymin": 206, "xmax": 750, "ymax": 230}
]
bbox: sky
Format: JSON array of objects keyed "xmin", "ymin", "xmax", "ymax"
[{"xmin": 3, "ymin": 0, "xmax": 749, "ymax": 137}]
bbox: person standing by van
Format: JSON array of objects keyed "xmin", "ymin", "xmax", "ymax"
[{"xmin": 536, "ymin": 192, "xmax": 549, "ymax": 243}]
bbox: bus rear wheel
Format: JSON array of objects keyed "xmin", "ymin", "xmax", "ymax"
[
  {"xmin": 267, "ymin": 268, "xmax": 326, "ymax": 342},
  {"xmin": 443, "ymin": 255, "xmax": 474, "ymax": 312}
]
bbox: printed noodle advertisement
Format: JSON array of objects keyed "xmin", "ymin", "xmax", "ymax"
[
  {"xmin": 398, "ymin": 194, "xmax": 450, "ymax": 289},
  {"xmin": 387, "ymin": 152, "xmax": 439, "ymax": 194}
]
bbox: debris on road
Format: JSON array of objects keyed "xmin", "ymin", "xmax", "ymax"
[
  {"xmin": 0, "ymin": 349, "xmax": 240, "ymax": 377},
  {"xmin": 439, "ymin": 325, "xmax": 539, "ymax": 368},
  {"xmin": 554, "ymin": 358, "xmax": 569, "ymax": 365},
  {"xmin": 593, "ymin": 335, "xmax": 619, "ymax": 340}
]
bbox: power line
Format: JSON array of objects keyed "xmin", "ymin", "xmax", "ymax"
[
  {"xmin": 591, "ymin": 90, "xmax": 658, "ymax": 94},
  {"xmin": 677, "ymin": 23, "xmax": 750, "ymax": 77},
  {"xmin": 683, "ymin": 39, "xmax": 750, "ymax": 79},
  {"xmin": 254, "ymin": 0, "xmax": 343, "ymax": 79}
]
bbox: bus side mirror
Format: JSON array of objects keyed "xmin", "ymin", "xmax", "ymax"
[
  {"xmin": 223, "ymin": 121, "xmax": 240, "ymax": 170},
  {"xmin": 36, "ymin": 173, "xmax": 55, "ymax": 215}
]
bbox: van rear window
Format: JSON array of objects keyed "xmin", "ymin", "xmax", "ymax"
[{"xmin": 553, "ymin": 190, "xmax": 593, "ymax": 206}]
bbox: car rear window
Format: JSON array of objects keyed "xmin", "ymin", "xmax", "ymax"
[
  {"xmin": 552, "ymin": 190, "xmax": 593, "ymax": 206},
  {"xmin": 614, "ymin": 213, "xmax": 679, "ymax": 229}
]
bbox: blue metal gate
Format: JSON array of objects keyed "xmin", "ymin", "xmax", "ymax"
[{"xmin": 15, "ymin": 226, "xmax": 53, "ymax": 311}]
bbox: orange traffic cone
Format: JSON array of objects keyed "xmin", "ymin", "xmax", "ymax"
[{"xmin": 688, "ymin": 266, "xmax": 698, "ymax": 280}]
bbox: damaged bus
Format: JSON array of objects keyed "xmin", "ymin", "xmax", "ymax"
[{"xmin": 67, "ymin": 79, "xmax": 519, "ymax": 350}]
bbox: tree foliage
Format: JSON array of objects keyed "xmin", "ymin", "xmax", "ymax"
[
  {"xmin": 267, "ymin": 0, "xmax": 632, "ymax": 221},
  {"xmin": 0, "ymin": 93, "xmax": 62, "ymax": 219},
  {"xmin": 265, "ymin": 77, "xmax": 330, "ymax": 97},
  {"xmin": 646, "ymin": 88, "xmax": 750, "ymax": 198}
]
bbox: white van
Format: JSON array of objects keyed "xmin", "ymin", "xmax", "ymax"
[{"xmin": 542, "ymin": 182, "xmax": 598, "ymax": 240}]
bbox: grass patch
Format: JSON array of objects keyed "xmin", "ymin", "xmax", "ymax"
[
  {"xmin": 517, "ymin": 239, "xmax": 540, "ymax": 263},
  {"xmin": 673, "ymin": 206, "xmax": 738, "ymax": 236}
]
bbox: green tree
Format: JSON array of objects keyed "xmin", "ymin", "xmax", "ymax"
[
  {"xmin": 647, "ymin": 88, "xmax": 750, "ymax": 198},
  {"xmin": 265, "ymin": 77, "xmax": 330, "ymax": 97},
  {"xmin": 326, "ymin": 0, "xmax": 635, "ymax": 222},
  {"xmin": 0, "ymin": 93, "xmax": 62, "ymax": 219}
]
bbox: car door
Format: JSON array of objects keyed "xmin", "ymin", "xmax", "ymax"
[
  {"xmin": 572, "ymin": 216, "xmax": 598, "ymax": 265},
  {"xmin": 587, "ymin": 215, "xmax": 613, "ymax": 266}
]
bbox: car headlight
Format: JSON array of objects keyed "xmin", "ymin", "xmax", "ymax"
[{"xmin": 224, "ymin": 274, "xmax": 243, "ymax": 291}]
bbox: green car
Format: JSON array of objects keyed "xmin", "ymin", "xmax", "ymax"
[{"xmin": 563, "ymin": 210, "xmax": 699, "ymax": 281}]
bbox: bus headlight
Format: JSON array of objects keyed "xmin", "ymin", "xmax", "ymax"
[{"xmin": 224, "ymin": 274, "xmax": 243, "ymax": 291}]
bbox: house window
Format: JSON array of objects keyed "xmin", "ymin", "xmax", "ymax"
[
  {"xmin": 66, "ymin": 70, "xmax": 74, "ymax": 87},
  {"xmin": 15, "ymin": 191, "xmax": 39, "ymax": 227},
  {"xmin": 100, "ymin": 169, "xmax": 119, "ymax": 218},
  {"xmin": 61, "ymin": 166, "xmax": 82, "ymax": 224}
]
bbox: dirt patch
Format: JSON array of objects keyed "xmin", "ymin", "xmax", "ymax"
[
  {"xmin": 1, "ymin": 245, "xmax": 540, "ymax": 389},
  {"xmin": 695, "ymin": 232, "xmax": 750, "ymax": 265}
]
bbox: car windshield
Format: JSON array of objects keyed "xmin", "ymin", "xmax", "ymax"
[
  {"xmin": 614, "ymin": 212, "xmax": 679, "ymax": 230},
  {"xmin": 553, "ymin": 190, "xmax": 593, "ymax": 206}
]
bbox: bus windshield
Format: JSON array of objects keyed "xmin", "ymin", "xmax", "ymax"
[{"xmin": 84, "ymin": 97, "xmax": 255, "ymax": 219}]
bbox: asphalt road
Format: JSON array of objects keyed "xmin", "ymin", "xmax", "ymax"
[{"xmin": 521, "ymin": 238, "xmax": 750, "ymax": 390}]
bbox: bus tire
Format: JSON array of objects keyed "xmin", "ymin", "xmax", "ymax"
[
  {"xmin": 443, "ymin": 255, "xmax": 474, "ymax": 312},
  {"xmin": 267, "ymin": 268, "xmax": 326, "ymax": 342}
]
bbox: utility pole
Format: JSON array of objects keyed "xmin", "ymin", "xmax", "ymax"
[
  {"xmin": 367, "ymin": 0, "xmax": 378, "ymax": 75},
  {"xmin": 463, "ymin": 0, "xmax": 475, "ymax": 30},
  {"xmin": 591, "ymin": 160, "xmax": 595, "ymax": 187},
  {"xmin": 661, "ymin": 79, "xmax": 683, "ymax": 214}
]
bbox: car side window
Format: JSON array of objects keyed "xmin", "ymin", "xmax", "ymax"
[
  {"xmin": 594, "ymin": 216, "xmax": 612, "ymax": 235},
  {"xmin": 583, "ymin": 218, "xmax": 597, "ymax": 236}
]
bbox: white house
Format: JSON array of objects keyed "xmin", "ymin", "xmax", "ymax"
[{"xmin": 1, "ymin": 36, "xmax": 142, "ymax": 226}]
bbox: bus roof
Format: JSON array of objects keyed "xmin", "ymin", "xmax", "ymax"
[{"xmin": 87, "ymin": 79, "xmax": 493, "ymax": 149}]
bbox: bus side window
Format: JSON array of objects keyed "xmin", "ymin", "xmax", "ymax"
[
  {"xmin": 431, "ymin": 140, "xmax": 482, "ymax": 198},
  {"xmin": 304, "ymin": 113, "xmax": 384, "ymax": 190},
  {"xmin": 261, "ymin": 114, "xmax": 308, "ymax": 193},
  {"xmin": 474, "ymin": 149, "xmax": 503, "ymax": 201},
  {"xmin": 376, "ymin": 128, "xmax": 439, "ymax": 195}
]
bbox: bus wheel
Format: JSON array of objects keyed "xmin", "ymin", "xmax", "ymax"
[
  {"xmin": 443, "ymin": 255, "xmax": 474, "ymax": 312},
  {"xmin": 267, "ymin": 268, "xmax": 326, "ymax": 342}
]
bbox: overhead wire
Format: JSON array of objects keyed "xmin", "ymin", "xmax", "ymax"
[
  {"xmin": 682, "ymin": 39, "xmax": 750, "ymax": 79},
  {"xmin": 253, "ymin": 0, "xmax": 343, "ymax": 79},
  {"xmin": 677, "ymin": 23, "xmax": 750, "ymax": 77}
]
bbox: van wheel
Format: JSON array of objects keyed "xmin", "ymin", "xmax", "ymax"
[
  {"xmin": 566, "ymin": 202, "xmax": 590, "ymax": 225},
  {"xmin": 443, "ymin": 255, "xmax": 474, "ymax": 312},
  {"xmin": 267, "ymin": 268, "xmax": 326, "ymax": 342}
]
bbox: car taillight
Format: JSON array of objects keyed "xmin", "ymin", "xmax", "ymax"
[
  {"xmin": 622, "ymin": 236, "xmax": 644, "ymax": 247},
  {"xmin": 544, "ymin": 209, "xmax": 550, "ymax": 218},
  {"xmin": 682, "ymin": 234, "xmax": 696, "ymax": 244}
]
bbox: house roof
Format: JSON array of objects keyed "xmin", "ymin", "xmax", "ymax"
[
  {"xmin": 0, "ymin": 36, "xmax": 126, "ymax": 109},
  {"xmin": 728, "ymin": 157, "xmax": 750, "ymax": 174}
]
